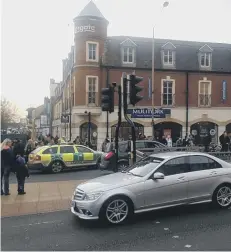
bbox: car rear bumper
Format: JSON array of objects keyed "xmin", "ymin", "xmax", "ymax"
[{"xmin": 27, "ymin": 163, "xmax": 46, "ymax": 171}]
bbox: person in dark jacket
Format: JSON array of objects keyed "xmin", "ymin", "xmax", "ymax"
[
  {"xmin": 14, "ymin": 150, "xmax": 29, "ymax": 195},
  {"xmin": 13, "ymin": 139, "xmax": 25, "ymax": 158},
  {"xmin": 1, "ymin": 138, "xmax": 14, "ymax": 195}
]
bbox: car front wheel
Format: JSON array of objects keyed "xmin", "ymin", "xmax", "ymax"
[
  {"xmin": 213, "ymin": 184, "xmax": 231, "ymax": 209},
  {"xmin": 50, "ymin": 161, "xmax": 64, "ymax": 173},
  {"xmin": 100, "ymin": 196, "xmax": 133, "ymax": 225}
]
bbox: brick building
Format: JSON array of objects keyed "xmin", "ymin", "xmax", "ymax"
[{"xmin": 51, "ymin": 0, "xmax": 231, "ymax": 149}]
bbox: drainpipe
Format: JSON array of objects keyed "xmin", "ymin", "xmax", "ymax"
[
  {"xmin": 106, "ymin": 67, "xmax": 109, "ymax": 138},
  {"xmin": 186, "ymin": 72, "xmax": 189, "ymax": 137}
]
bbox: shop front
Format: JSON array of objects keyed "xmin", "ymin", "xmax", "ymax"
[
  {"xmin": 80, "ymin": 122, "xmax": 98, "ymax": 149},
  {"xmin": 154, "ymin": 122, "xmax": 182, "ymax": 143},
  {"xmin": 190, "ymin": 121, "xmax": 218, "ymax": 145},
  {"xmin": 111, "ymin": 121, "xmax": 144, "ymax": 141}
]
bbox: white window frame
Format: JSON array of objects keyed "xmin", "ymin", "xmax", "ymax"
[
  {"xmin": 86, "ymin": 41, "xmax": 99, "ymax": 62},
  {"xmin": 86, "ymin": 75, "xmax": 98, "ymax": 105},
  {"xmin": 161, "ymin": 77, "xmax": 175, "ymax": 106},
  {"xmin": 73, "ymin": 46, "xmax": 76, "ymax": 64},
  {"xmin": 163, "ymin": 50, "xmax": 174, "ymax": 65},
  {"xmin": 198, "ymin": 79, "xmax": 212, "ymax": 107},
  {"xmin": 73, "ymin": 76, "xmax": 75, "ymax": 107},
  {"xmin": 200, "ymin": 53, "xmax": 211, "ymax": 68},
  {"xmin": 122, "ymin": 47, "xmax": 134, "ymax": 64}
]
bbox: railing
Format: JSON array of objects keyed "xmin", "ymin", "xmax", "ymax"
[
  {"xmin": 198, "ymin": 94, "xmax": 211, "ymax": 107},
  {"xmin": 136, "ymin": 147, "xmax": 231, "ymax": 162}
]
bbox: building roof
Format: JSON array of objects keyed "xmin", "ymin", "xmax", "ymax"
[
  {"xmin": 104, "ymin": 36, "xmax": 231, "ymax": 72},
  {"xmin": 74, "ymin": 0, "xmax": 107, "ymax": 21},
  {"xmin": 34, "ymin": 105, "xmax": 45, "ymax": 119}
]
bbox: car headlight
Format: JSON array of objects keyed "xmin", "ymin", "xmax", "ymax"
[{"xmin": 83, "ymin": 191, "xmax": 103, "ymax": 201}]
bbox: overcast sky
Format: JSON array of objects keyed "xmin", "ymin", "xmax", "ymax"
[{"xmin": 2, "ymin": 0, "xmax": 231, "ymax": 115}]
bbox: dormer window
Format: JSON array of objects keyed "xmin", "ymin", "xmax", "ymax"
[
  {"xmin": 123, "ymin": 47, "xmax": 134, "ymax": 63},
  {"xmin": 198, "ymin": 44, "xmax": 213, "ymax": 70},
  {"xmin": 163, "ymin": 50, "xmax": 173, "ymax": 65},
  {"xmin": 200, "ymin": 52, "xmax": 211, "ymax": 67}
]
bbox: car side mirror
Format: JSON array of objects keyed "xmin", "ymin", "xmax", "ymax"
[{"xmin": 153, "ymin": 172, "xmax": 165, "ymax": 180}]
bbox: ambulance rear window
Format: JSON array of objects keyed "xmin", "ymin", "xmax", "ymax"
[{"xmin": 31, "ymin": 147, "xmax": 44, "ymax": 154}]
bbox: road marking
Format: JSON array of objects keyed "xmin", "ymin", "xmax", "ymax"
[
  {"xmin": 172, "ymin": 235, "xmax": 179, "ymax": 239},
  {"xmin": 11, "ymin": 220, "xmax": 63, "ymax": 228},
  {"xmin": 164, "ymin": 228, "xmax": 169, "ymax": 231},
  {"xmin": 155, "ymin": 221, "xmax": 160, "ymax": 224},
  {"xmin": 185, "ymin": 244, "xmax": 192, "ymax": 248}
]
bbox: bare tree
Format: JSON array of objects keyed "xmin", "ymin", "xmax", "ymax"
[{"xmin": 1, "ymin": 97, "xmax": 20, "ymax": 130}]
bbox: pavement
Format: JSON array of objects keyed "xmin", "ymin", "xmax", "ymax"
[
  {"xmin": 2, "ymin": 169, "xmax": 112, "ymax": 217},
  {"xmin": 2, "ymin": 204, "xmax": 231, "ymax": 251}
]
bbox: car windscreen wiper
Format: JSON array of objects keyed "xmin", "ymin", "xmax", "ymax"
[{"xmin": 126, "ymin": 171, "xmax": 142, "ymax": 177}]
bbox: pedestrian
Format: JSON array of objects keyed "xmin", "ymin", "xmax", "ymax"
[
  {"xmin": 24, "ymin": 139, "xmax": 35, "ymax": 163},
  {"xmin": 14, "ymin": 150, "xmax": 29, "ymax": 195},
  {"xmin": 1, "ymin": 138, "xmax": 15, "ymax": 196}
]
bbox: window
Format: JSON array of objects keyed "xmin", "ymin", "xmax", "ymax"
[
  {"xmin": 136, "ymin": 141, "xmax": 146, "ymax": 149},
  {"xmin": 163, "ymin": 50, "xmax": 173, "ymax": 65},
  {"xmin": 60, "ymin": 146, "xmax": 75, "ymax": 154},
  {"xmin": 162, "ymin": 80, "xmax": 175, "ymax": 106},
  {"xmin": 145, "ymin": 142, "xmax": 160, "ymax": 148},
  {"xmin": 123, "ymin": 47, "xmax": 134, "ymax": 63},
  {"xmin": 86, "ymin": 42, "xmax": 98, "ymax": 61},
  {"xmin": 199, "ymin": 81, "xmax": 211, "ymax": 107},
  {"xmin": 189, "ymin": 155, "xmax": 222, "ymax": 172},
  {"xmin": 86, "ymin": 76, "xmax": 98, "ymax": 105},
  {"xmin": 42, "ymin": 147, "xmax": 58, "ymax": 155},
  {"xmin": 77, "ymin": 146, "xmax": 92, "ymax": 153},
  {"xmin": 200, "ymin": 53, "xmax": 211, "ymax": 67},
  {"xmin": 118, "ymin": 143, "xmax": 128, "ymax": 153},
  {"xmin": 157, "ymin": 157, "xmax": 188, "ymax": 176}
]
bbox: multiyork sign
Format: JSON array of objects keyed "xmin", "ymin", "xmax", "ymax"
[
  {"xmin": 127, "ymin": 108, "xmax": 171, "ymax": 118},
  {"xmin": 75, "ymin": 25, "xmax": 95, "ymax": 33}
]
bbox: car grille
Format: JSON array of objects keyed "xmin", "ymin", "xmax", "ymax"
[{"xmin": 74, "ymin": 188, "xmax": 85, "ymax": 200}]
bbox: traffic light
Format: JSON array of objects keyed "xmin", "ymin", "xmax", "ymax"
[
  {"xmin": 101, "ymin": 86, "xmax": 114, "ymax": 113},
  {"xmin": 129, "ymin": 74, "xmax": 143, "ymax": 106}
]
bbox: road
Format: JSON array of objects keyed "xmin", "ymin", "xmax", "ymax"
[
  {"xmin": 2, "ymin": 204, "xmax": 231, "ymax": 251},
  {"xmin": 9, "ymin": 168, "xmax": 113, "ymax": 184}
]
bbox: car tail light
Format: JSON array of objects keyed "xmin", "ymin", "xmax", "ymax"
[
  {"xmin": 35, "ymin": 155, "xmax": 41, "ymax": 161},
  {"xmin": 104, "ymin": 152, "xmax": 114, "ymax": 160}
]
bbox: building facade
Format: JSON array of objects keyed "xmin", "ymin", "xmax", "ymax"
[{"xmin": 51, "ymin": 1, "xmax": 231, "ymax": 149}]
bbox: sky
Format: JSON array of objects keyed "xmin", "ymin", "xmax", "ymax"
[{"xmin": 1, "ymin": 0, "xmax": 231, "ymax": 116}]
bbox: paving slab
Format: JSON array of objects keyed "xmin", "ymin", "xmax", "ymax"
[{"xmin": 1, "ymin": 180, "xmax": 85, "ymax": 217}]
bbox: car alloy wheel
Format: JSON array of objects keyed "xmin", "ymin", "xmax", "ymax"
[
  {"xmin": 51, "ymin": 161, "xmax": 63, "ymax": 173},
  {"xmin": 106, "ymin": 199, "xmax": 129, "ymax": 224},
  {"xmin": 118, "ymin": 163, "xmax": 128, "ymax": 171},
  {"xmin": 216, "ymin": 185, "xmax": 231, "ymax": 208}
]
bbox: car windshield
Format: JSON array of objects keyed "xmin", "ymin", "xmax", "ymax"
[
  {"xmin": 31, "ymin": 147, "xmax": 45, "ymax": 154},
  {"xmin": 123, "ymin": 156, "xmax": 164, "ymax": 177}
]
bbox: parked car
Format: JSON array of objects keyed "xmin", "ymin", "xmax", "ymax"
[
  {"xmin": 71, "ymin": 152, "xmax": 231, "ymax": 225},
  {"xmin": 27, "ymin": 144, "xmax": 103, "ymax": 173},
  {"xmin": 100, "ymin": 140, "xmax": 166, "ymax": 171}
]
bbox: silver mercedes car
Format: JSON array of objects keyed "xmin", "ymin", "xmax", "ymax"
[{"xmin": 71, "ymin": 152, "xmax": 231, "ymax": 225}]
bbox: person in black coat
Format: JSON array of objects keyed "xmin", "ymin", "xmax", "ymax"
[
  {"xmin": 1, "ymin": 139, "xmax": 15, "ymax": 195},
  {"xmin": 14, "ymin": 150, "xmax": 29, "ymax": 195}
]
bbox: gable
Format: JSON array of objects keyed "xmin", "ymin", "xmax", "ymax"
[
  {"xmin": 162, "ymin": 42, "xmax": 176, "ymax": 50},
  {"xmin": 199, "ymin": 44, "xmax": 213, "ymax": 52},
  {"xmin": 120, "ymin": 38, "xmax": 137, "ymax": 47}
]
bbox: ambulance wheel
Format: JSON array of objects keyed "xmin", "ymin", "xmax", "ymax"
[{"xmin": 50, "ymin": 161, "xmax": 64, "ymax": 173}]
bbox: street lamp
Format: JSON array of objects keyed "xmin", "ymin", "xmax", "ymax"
[
  {"xmin": 85, "ymin": 111, "xmax": 91, "ymax": 147},
  {"xmin": 151, "ymin": 1, "xmax": 169, "ymax": 139}
]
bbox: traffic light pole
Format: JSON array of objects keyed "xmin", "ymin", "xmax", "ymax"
[
  {"xmin": 114, "ymin": 84, "xmax": 121, "ymax": 172},
  {"xmin": 123, "ymin": 74, "xmax": 136, "ymax": 164}
]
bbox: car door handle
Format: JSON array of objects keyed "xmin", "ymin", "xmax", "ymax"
[{"xmin": 177, "ymin": 176, "xmax": 185, "ymax": 181}]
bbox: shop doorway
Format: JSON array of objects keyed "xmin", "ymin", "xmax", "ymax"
[
  {"xmin": 80, "ymin": 122, "xmax": 98, "ymax": 149},
  {"xmin": 154, "ymin": 122, "xmax": 182, "ymax": 143},
  {"xmin": 111, "ymin": 122, "xmax": 144, "ymax": 141},
  {"xmin": 226, "ymin": 123, "xmax": 231, "ymax": 133},
  {"xmin": 190, "ymin": 121, "xmax": 218, "ymax": 145}
]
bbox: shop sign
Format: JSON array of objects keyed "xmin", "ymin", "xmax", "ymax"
[
  {"xmin": 75, "ymin": 25, "xmax": 95, "ymax": 33},
  {"xmin": 127, "ymin": 108, "xmax": 171, "ymax": 119},
  {"xmin": 210, "ymin": 129, "xmax": 216, "ymax": 136},
  {"xmin": 61, "ymin": 115, "xmax": 69, "ymax": 123}
]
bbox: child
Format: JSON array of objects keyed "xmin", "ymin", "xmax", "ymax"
[{"xmin": 15, "ymin": 151, "xmax": 29, "ymax": 195}]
